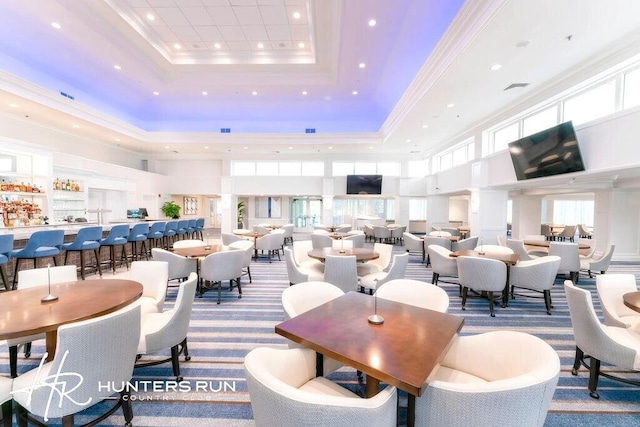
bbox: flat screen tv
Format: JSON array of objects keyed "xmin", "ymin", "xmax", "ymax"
[
  {"xmin": 508, "ymin": 121, "xmax": 585, "ymax": 180},
  {"xmin": 346, "ymin": 175, "xmax": 383, "ymax": 195}
]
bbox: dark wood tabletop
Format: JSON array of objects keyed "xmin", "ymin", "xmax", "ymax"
[
  {"xmin": 275, "ymin": 292, "xmax": 464, "ymax": 426},
  {"xmin": 450, "ymin": 249, "xmax": 520, "ymax": 265},
  {"xmin": 0, "ymin": 279, "xmax": 142, "ymax": 361},
  {"xmin": 623, "ymin": 291, "xmax": 640, "ymax": 313},
  {"xmin": 307, "ymin": 247, "xmax": 379, "ymax": 262},
  {"xmin": 172, "ymin": 244, "xmax": 230, "ymax": 258},
  {"xmin": 523, "ymin": 240, "xmax": 591, "ymax": 250}
]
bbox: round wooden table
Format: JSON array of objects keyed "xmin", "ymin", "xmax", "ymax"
[
  {"xmin": 623, "ymin": 291, "xmax": 640, "ymax": 313},
  {"xmin": 307, "ymin": 247, "xmax": 379, "ymax": 262},
  {"xmin": 0, "ymin": 279, "xmax": 142, "ymax": 361}
]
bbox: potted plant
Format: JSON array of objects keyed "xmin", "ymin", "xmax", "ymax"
[
  {"xmin": 161, "ymin": 201, "xmax": 181, "ymax": 219},
  {"xmin": 237, "ymin": 201, "xmax": 245, "ymax": 228}
]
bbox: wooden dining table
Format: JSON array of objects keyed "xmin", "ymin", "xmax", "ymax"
[
  {"xmin": 0, "ymin": 279, "xmax": 142, "ymax": 362},
  {"xmin": 275, "ymin": 292, "xmax": 464, "ymax": 427},
  {"xmin": 173, "ymin": 244, "xmax": 234, "ymax": 296},
  {"xmin": 623, "ymin": 291, "xmax": 640, "ymax": 313},
  {"xmin": 524, "ymin": 240, "xmax": 591, "ymax": 250},
  {"xmin": 307, "ymin": 247, "xmax": 379, "ymax": 262}
]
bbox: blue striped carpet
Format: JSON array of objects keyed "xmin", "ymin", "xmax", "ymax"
[{"xmin": 3, "ymin": 242, "xmax": 640, "ymax": 426}]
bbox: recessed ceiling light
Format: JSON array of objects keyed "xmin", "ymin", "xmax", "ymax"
[
  {"xmin": 298, "ymin": 42, "xmax": 305, "ymax": 48},
  {"xmin": 257, "ymin": 42, "xmax": 264, "ymax": 49},
  {"xmin": 293, "ymin": 11, "xmax": 301, "ymax": 19},
  {"xmin": 146, "ymin": 13, "xmax": 155, "ymax": 21},
  {"xmin": 214, "ymin": 43, "xmax": 221, "ymax": 49},
  {"xmin": 368, "ymin": 19, "xmax": 376, "ymax": 27},
  {"xmin": 8, "ymin": 103, "xmax": 18, "ymax": 108},
  {"xmin": 174, "ymin": 43, "xmax": 181, "ymax": 50},
  {"xmin": 358, "ymin": 63, "xmax": 365, "ymax": 68},
  {"xmin": 406, "ymin": 139, "xmax": 411, "ymax": 143},
  {"xmin": 51, "ymin": 22, "xmax": 62, "ymax": 30},
  {"xmin": 368, "ymin": 146, "xmax": 373, "ymax": 149},
  {"xmin": 302, "ymin": 91, "xmax": 308, "ymax": 95},
  {"xmin": 252, "ymin": 91, "xmax": 258, "ymax": 96},
  {"xmin": 115, "ymin": 138, "xmax": 121, "ymax": 142},
  {"xmin": 421, "ymin": 124, "xmax": 429, "ymax": 129},
  {"xmin": 202, "ymin": 91, "xmax": 208, "ymax": 96},
  {"xmin": 328, "ymin": 146, "xmax": 333, "ymax": 150},
  {"xmin": 72, "ymin": 124, "xmax": 80, "ymax": 128},
  {"xmin": 164, "ymin": 146, "xmax": 170, "ymax": 149},
  {"xmin": 288, "ymin": 146, "xmax": 293, "ymax": 150},
  {"xmin": 490, "ymin": 63, "xmax": 502, "ymax": 71},
  {"xmin": 204, "ymin": 146, "xmax": 209, "ymax": 149},
  {"xmin": 352, "ymin": 90, "xmax": 358, "ymax": 95},
  {"xmin": 153, "ymin": 91, "xmax": 159, "ymax": 96},
  {"xmin": 113, "ymin": 64, "xmax": 122, "ymax": 70},
  {"xmin": 447, "ymin": 103, "xmax": 455, "ymax": 108},
  {"xmin": 243, "ymin": 146, "xmax": 248, "ymax": 149}
]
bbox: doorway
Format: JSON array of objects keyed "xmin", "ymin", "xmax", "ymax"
[
  {"xmin": 208, "ymin": 197, "xmax": 222, "ymax": 228},
  {"xmin": 291, "ymin": 197, "xmax": 322, "ymax": 232}
]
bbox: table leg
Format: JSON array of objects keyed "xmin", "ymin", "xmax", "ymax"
[
  {"xmin": 407, "ymin": 394, "xmax": 416, "ymax": 427},
  {"xmin": 45, "ymin": 331, "xmax": 57, "ymax": 362},
  {"xmin": 315, "ymin": 353, "xmax": 324, "ymax": 377},
  {"xmin": 502, "ymin": 265, "xmax": 511, "ymax": 308},
  {"xmin": 365, "ymin": 375, "xmax": 380, "ymax": 398}
]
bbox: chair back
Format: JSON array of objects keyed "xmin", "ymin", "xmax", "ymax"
[
  {"xmin": 541, "ymin": 224, "xmax": 552, "ymax": 239},
  {"xmin": 63, "ymin": 226, "xmax": 103, "ymax": 251},
  {"xmin": 282, "ymin": 281, "xmax": 344, "ymax": 320},
  {"xmin": 451, "ymin": 236, "xmax": 478, "ymax": 252},
  {"xmin": 428, "ymin": 245, "xmax": 458, "ymax": 277},
  {"xmin": 173, "ymin": 239, "xmax": 206, "ymax": 248},
  {"xmin": 558, "ymin": 224, "xmax": 577, "ymax": 240},
  {"xmin": 343, "ymin": 234, "xmax": 365, "ymax": 248},
  {"xmin": 164, "ymin": 221, "xmax": 179, "ymax": 236},
  {"xmin": 578, "ymin": 238, "xmax": 597, "ymax": 258},
  {"xmin": 403, "ymin": 232, "xmax": 423, "ymax": 251},
  {"xmin": 176, "ymin": 220, "xmax": 189, "ymax": 234},
  {"xmin": 17, "ymin": 265, "xmax": 77, "ymax": 289},
  {"xmin": 200, "ymin": 249, "xmax": 244, "ymax": 282},
  {"xmin": 14, "ymin": 230, "xmax": 65, "ymax": 257},
  {"xmin": 141, "ymin": 273, "xmax": 197, "ymax": 352},
  {"xmin": 379, "ymin": 253, "xmax": 409, "ymax": 284},
  {"xmin": 253, "ymin": 225, "xmax": 270, "ymax": 234},
  {"xmin": 509, "ymin": 256, "xmax": 561, "ymax": 291},
  {"xmin": 496, "ymin": 235, "xmax": 507, "ymax": 246},
  {"xmin": 129, "ymin": 260, "xmax": 169, "ymax": 312},
  {"xmin": 101, "ymin": 224, "xmax": 130, "ymax": 245},
  {"xmin": 376, "ymin": 279, "xmax": 449, "ymax": 313},
  {"xmin": 335, "ymin": 224, "xmax": 352, "ymax": 233},
  {"xmin": 564, "ymin": 280, "xmax": 637, "ymax": 369},
  {"xmin": 588, "ymin": 244, "xmax": 615, "ymax": 272},
  {"xmin": 373, "ymin": 226, "xmax": 391, "ymax": 240},
  {"xmin": 311, "ymin": 233, "xmax": 332, "ymax": 249},
  {"xmin": 12, "ymin": 304, "xmax": 140, "ymax": 419},
  {"xmin": 147, "ymin": 221, "xmax": 166, "ymax": 238},
  {"xmin": 292, "ymin": 240, "xmax": 314, "ymax": 265},
  {"xmin": 284, "ymin": 247, "xmax": 308, "ymax": 285},
  {"xmin": 548, "ymin": 242, "xmax": 580, "ymax": 274},
  {"xmin": 229, "ymin": 240, "xmax": 254, "ymax": 268},
  {"xmin": 195, "ymin": 217, "xmax": 205, "ymax": 230},
  {"xmin": 505, "ymin": 239, "xmax": 534, "ymax": 261},
  {"xmin": 429, "ymin": 230, "xmax": 451, "ymax": 237},
  {"xmin": 150, "ymin": 248, "xmax": 197, "ymax": 281},
  {"xmin": 595, "ymin": 274, "xmax": 639, "ymax": 328},
  {"xmin": 282, "ymin": 224, "xmax": 294, "ymax": 239},
  {"xmin": 128, "ymin": 222, "xmax": 149, "ymax": 242},
  {"xmin": 458, "ymin": 256, "xmax": 506, "ymax": 293},
  {"xmin": 371, "ymin": 243, "xmax": 393, "ymax": 271},
  {"xmin": 578, "ymin": 223, "xmax": 592, "ymax": 238},
  {"xmin": 424, "ymin": 236, "xmax": 452, "ymax": 252},
  {"xmin": 324, "ymin": 255, "xmax": 358, "ymax": 293},
  {"xmin": 222, "ymin": 233, "xmax": 244, "ymax": 245},
  {"xmin": 0, "ymin": 234, "xmax": 13, "ymax": 258}
]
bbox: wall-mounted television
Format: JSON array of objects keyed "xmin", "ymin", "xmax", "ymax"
[
  {"xmin": 508, "ymin": 121, "xmax": 585, "ymax": 181},
  {"xmin": 346, "ymin": 175, "xmax": 383, "ymax": 195}
]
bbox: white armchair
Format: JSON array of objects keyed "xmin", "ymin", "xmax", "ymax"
[
  {"xmin": 508, "ymin": 256, "xmax": 561, "ymax": 314},
  {"xmin": 403, "ymin": 232, "xmax": 425, "ymax": 261},
  {"xmin": 505, "ymin": 239, "xmax": 536, "ymax": 261},
  {"xmin": 580, "ymin": 243, "xmax": 615, "ymax": 278},
  {"xmin": 222, "ymin": 232, "xmax": 244, "ymax": 245},
  {"xmin": 375, "ymin": 279, "xmax": 449, "ymax": 313},
  {"xmin": 549, "ymin": 242, "xmax": 581, "ymax": 283},
  {"xmin": 129, "ymin": 260, "xmax": 169, "ymax": 314},
  {"xmin": 595, "ymin": 274, "xmax": 640, "ymax": 331},
  {"xmin": 229, "ymin": 239, "xmax": 255, "ymax": 283},
  {"xmin": 564, "ymin": 280, "xmax": 640, "ymax": 398},
  {"xmin": 255, "ymin": 232, "xmax": 284, "ymax": 262},
  {"xmin": 324, "ymin": 255, "xmax": 359, "ymax": 293},
  {"xmin": 416, "ymin": 331, "xmax": 560, "ymax": 427},
  {"xmin": 310, "ymin": 233, "xmax": 332, "ymax": 249},
  {"xmin": 0, "ymin": 376, "xmax": 11, "ymax": 427},
  {"xmin": 292, "ymin": 240, "xmax": 324, "ymax": 273},
  {"xmin": 343, "ymin": 233, "xmax": 365, "ymax": 248},
  {"xmin": 423, "ymin": 236, "xmax": 451, "ymax": 266},
  {"xmin": 244, "ymin": 347, "xmax": 397, "ymax": 427},
  {"xmin": 284, "ymin": 247, "xmax": 324, "ymax": 286},
  {"xmin": 151, "ymin": 247, "xmax": 197, "ymax": 283},
  {"xmin": 356, "ymin": 242, "xmax": 392, "ymax": 277},
  {"xmin": 360, "ymin": 253, "xmax": 409, "ymax": 294},
  {"xmin": 458, "ymin": 256, "xmax": 506, "ymax": 317},
  {"xmin": 200, "ymin": 250, "xmax": 244, "ymax": 303},
  {"xmin": 451, "ymin": 236, "xmax": 478, "ymax": 252},
  {"xmin": 136, "ymin": 273, "xmax": 197, "ymax": 381},
  {"xmin": 373, "ymin": 225, "xmax": 391, "ymax": 243},
  {"xmin": 428, "ymin": 245, "xmax": 458, "ymax": 286}
]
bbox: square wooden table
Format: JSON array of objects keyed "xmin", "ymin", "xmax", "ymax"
[{"xmin": 275, "ymin": 291, "xmax": 464, "ymax": 427}]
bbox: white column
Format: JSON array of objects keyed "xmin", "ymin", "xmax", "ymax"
[
  {"xmin": 426, "ymin": 195, "xmax": 449, "ymax": 231},
  {"xmin": 594, "ymin": 188, "xmax": 640, "ymax": 261},
  {"xmin": 469, "ymin": 189, "xmax": 508, "ymax": 245},
  {"xmin": 511, "ymin": 195, "xmax": 543, "ymax": 239}
]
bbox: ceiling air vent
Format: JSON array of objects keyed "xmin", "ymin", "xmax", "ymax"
[
  {"xmin": 220, "ymin": 128, "xmax": 231, "ymax": 133},
  {"xmin": 503, "ymin": 83, "xmax": 530, "ymax": 91},
  {"xmin": 305, "ymin": 128, "xmax": 316, "ymax": 134},
  {"xmin": 60, "ymin": 91, "xmax": 75, "ymax": 100}
]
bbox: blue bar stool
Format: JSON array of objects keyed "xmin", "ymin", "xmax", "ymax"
[
  {"xmin": 10, "ymin": 229, "xmax": 65, "ymax": 289},
  {"xmin": 128, "ymin": 222, "xmax": 149, "ymax": 261},
  {"xmin": 147, "ymin": 221, "xmax": 166, "ymax": 252},
  {"xmin": 0, "ymin": 234, "xmax": 14, "ymax": 290},
  {"xmin": 100, "ymin": 224, "xmax": 130, "ymax": 273},
  {"xmin": 194, "ymin": 218, "xmax": 205, "ymax": 240},
  {"xmin": 163, "ymin": 220, "xmax": 179, "ymax": 248},
  {"xmin": 176, "ymin": 220, "xmax": 189, "ymax": 241},
  {"xmin": 187, "ymin": 219, "xmax": 196, "ymax": 238},
  {"xmin": 62, "ymin": 226, "xmax": 103, "ymax": 280}
]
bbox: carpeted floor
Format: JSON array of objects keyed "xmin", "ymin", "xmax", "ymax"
[{"xmin": 2, "ymin": 236, "xmax": 640, "ymax": 426}]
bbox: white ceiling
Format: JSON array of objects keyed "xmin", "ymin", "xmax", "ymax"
[{"xmin": 0, "ymin": 0, "xmax": 639, "ymax": 160}]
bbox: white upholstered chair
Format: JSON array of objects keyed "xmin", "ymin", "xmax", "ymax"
[
  {"xmin": 129, "ymin": 260, "xmax": 169, "ymax": 314},
  {"xmin": 356, "ymin": 242, "xmax": 392, "ymax": 277},
  {"xmin": 458, "ymin": 256, "xmax": 506, "ymax": 317},
  {"xmin": 151, "ymin": 247, "xmax": 197, "ymax": 284},
  {"xmin": 595, "ymin": 274, "xmax": 640, "ymax": 331},
  {"xmin": 548, "ymin": 242, "xmax": 581, "ymax": 283},
  {"xmin": 324, "ymin": 255, "xmax": 359, "ymax": 293},
  {"xmin": 423, "ymin": 236, "xmax": 451, "ymax": 266},
  {"xmin": 229, "ymin": 239, "xmax": 255, "ymax": 283},
  {"xmin": 255, "ymin": 232, "xmax": 284, "ymax": 262},
  {"xmin": 375, "ymin": 279, "xmax": 449, "ymax": 313},
  {"xmin": 13, "ymin": 304, "xmax": 141, "ymax": 426},
  {"xmin": 578, "ymin": 238, "xmax": 597, "ymax": 258},
  {"xmin": 429, "ymin": 230, "xmax": 451, "ymax": 237},
  {"xmin": 284, "ymin": 247, "xmax": 324, "ymax": 285},
  {"xmin": 200, "ymin": 249, "xmax": 244, "ymax": 303},
  {"xmin": 282, "ymin": 224, "xmax": 295, "ymax": 245},
  {"xmin": 580, "ymin": 244, "xmax": 615, "ymax": 278},
  {"xmin": 390, "ymin": 225, "xmax": 406, "ymax": 245},
  {"xmin": 281, "ymin": 281, "xmax": 344, "ymax": 375},
  {"xmin": 310, "ymin": 233, "xmax": 332, "ymax": 249},
  {"xmin": 292, "ymin": 240, "xmax": 324, "ymax": 273},
  {"xmin": 578, "ymin": 224, "xmax": 593, "ymax": 239},
  {"xmin": 343, "ymin": 233, "xmax": 365, "ymax": 248},
  {"xmin": 136, "ymin": 273, "xmax": 197, "ymax": 381},
  {"xmin": 403, "ymin": 232, "xmax": 425, "ymax": 261},
  {"xmin": 557, "ymin": 224, "xmax": 577, "ymax": 242},
  {"xmin": 416, "ymin": 331, "xmax": 560, "ymax": 427},
  {"xmin": 428, "ymin": 245, "xmax": 458, "ymax": 286},
  {"xmin": 505, "ymin": 239, "xmax": 536, "ymax": 261},
  {"xmin": 509, "ymin": 256, "xmax": 561, "ymax": 314},
  {"xmin": 8, "ymin": 265, "xmax": 77, "ymax": 378},
  {"xmin": 373, "ymin": 225, "xmax": 391, "ymax": 243},
  {"xmin": 244, "ymin": 347, "xmax": 397, "ymax": 427},
  {"xmin": 564, "ymin": 280, "xmax": 640, "ymax": 399},
  {"xmin": 496, "ymin": 234, "xmax": 507, "ymax": 246},
  {"xmin": 451, "ymin": 236, "xmax": 478, "ymax": 252},
  {"xmin": 359, "ymin": 253, "xmax": 408, "ymax": 294},
  {"xmin": 0, "ymin": 376, "xmax": 12, "ymax": 427},
  {"xmin": 222, "ymin": 232, "xmax": 244, "ymax": 245}
]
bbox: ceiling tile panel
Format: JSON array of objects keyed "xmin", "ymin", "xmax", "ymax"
[
  {"xmin": 257, "ymin": 0, "xmax": 284, "ymax": 5},
  {"xmin": 233, "ymin": 6, "xmax": 264, "ymax": 25},
  {"xmin": 284, "ymin": 0, "xmax": 305, "ymax": 5},
  {"xmin": 173, "ymin": 0, "xmax": 205, "ymax": 6},
  {"xmin": 148, "ymin": 0, "xmax": 178, "ymax": 6},
  {"xmin": 154, "ymin": 26, "xmax": 179, "ymax": 41},
  {"xmin": 242, "ymin": 25, "xmax": 269, "ymax": 41},
  {"xmin": 259, "ymin": 5, "xmax": 288, "ymax": 24},
  {"xmin": 289, "ymin": 24, "xmax": 309, "ymax": 40},
  {"xmin": 195, "ymin": 26, "xmax": 224, "ymax": 41},
  {"xmin": 155, "ymin": 7, "xmax": 191, "ymax": 26},
  {"xmin": 219, "ymin": 25, "xmax": 247, "ymax": 41},
  {"xmin": 181, "ymin": 7, "xmax": 214, "ymax": 26},
  {"xmin": 230, "ymin": 0, "xmax": 258, "ymax": 5},
  {"xmin": 206, "ymin": 6, "xmax": 239, "ymax": 25},
  {"xmin": 225, "ymin": 40, "xmax": 251, "ymax": 50},
  {"xmin": 172, "ymin": 26, "xmax": 203, "ymax": 41},
  {"xmin": 200, "ymin": 0, "xmax": 230, "ymax": 5},
  {"xmin": 265, "ymin": 25, "xmax": 291, "ymax": 41},
  {"xmin": 129, "ymin": 0, "xmax": 152, "ymax": 7}
]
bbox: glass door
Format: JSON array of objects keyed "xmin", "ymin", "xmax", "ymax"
[
  {"xmin": 291, "ymin": 198, "xmax": 322, "ymax": 232},
  {"xmin": 209, "ymin": 197, "xmax": 221, "ymax": 228}
]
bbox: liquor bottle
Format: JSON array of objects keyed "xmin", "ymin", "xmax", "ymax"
[{"xmin": 66, "ymin": 179, "xmax": 71, "ymax": 191}]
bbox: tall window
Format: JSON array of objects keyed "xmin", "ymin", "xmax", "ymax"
[
  {"xmin": 407, "ymin": 160, "xmax": 429, "ymax": 177},
  {"xmin": 256, "ymin": 162, "xmax": 278, "ymax": 176},
  {"xmin": 492, "ymin": 123, "xmax": 519, "ymax": 152},
  {"xmin": 563, "ymin": 80, "xmax": 616, "ymax": 125},
  {"xmin": 552, "ymin": 199, "xmax": 594, "ymax": 227},
  {"xmin": 232, "ymin": 162, "xmax": 255, "ymax": 176},
  {"xmin": 523, "ymin": 106, "xmax": 558, "ymax": 137},
  {"xmin": 623, "ymin": 67, "xmax": 640, "ymax": 109},
  {"xmin": 409, "ymin": 198, "xmax": 427, "ymax": 220}
]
